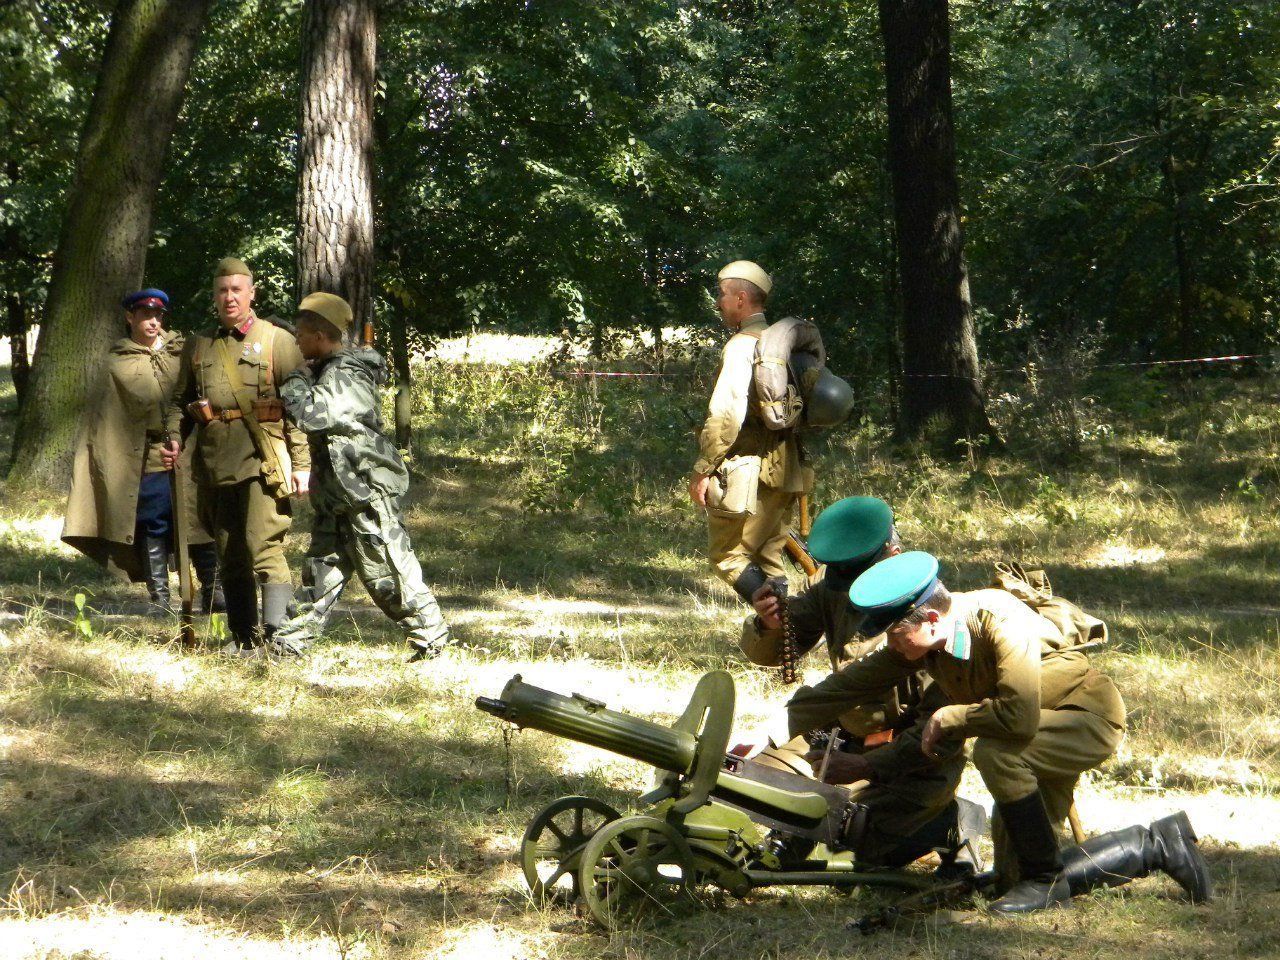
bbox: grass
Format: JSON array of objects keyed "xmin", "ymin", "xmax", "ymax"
[{"xmin": 0, "ymin": 343, "xmax": 1277, "ymax": 959}]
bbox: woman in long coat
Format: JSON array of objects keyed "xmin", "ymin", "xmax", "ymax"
[{"xmin": 62, "ymin": 289, "xmax": 222, "ymax": 614}]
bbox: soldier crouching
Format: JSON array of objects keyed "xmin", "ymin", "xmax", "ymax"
[{"xmin": 260, "ymin": 292, "xmax": 451, "ymax": 661}]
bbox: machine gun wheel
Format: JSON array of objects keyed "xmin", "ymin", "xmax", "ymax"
[
  {"xmin": 521, "ymin": 795, "xmax": 622, "ymax": 905},
  {"xmin": 577, "ymin": 815, "xmax": 699, "ymax": 929}
]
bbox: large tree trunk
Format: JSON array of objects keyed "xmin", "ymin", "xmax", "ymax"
[
  {"xmin": 878, "ymin": 0, "xmax": 994, "ymax": 445},
  {"xmin": 297, "ymin": 0, "xmax": 377, "ymax": 333},
  {"xmin": 6, "ymin": 0, "xmax": 210, "ymax": 488}
]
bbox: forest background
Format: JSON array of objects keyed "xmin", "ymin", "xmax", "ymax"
[{"xmin": 3, "ymin": 2, "xmax": 1280, "ymax": 959}]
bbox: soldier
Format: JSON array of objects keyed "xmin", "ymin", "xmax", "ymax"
[
  {"xmin": 259, "ymin": 293, "xmax": 450, "ymax": 661},
  {"xmin": 163, "ymin": 259, "xmax": 310, "ymax": 652},
  {"xmin": 817, "ymin": 551, "xmax": 1210, "ymax": 912},
  {"xmin": 737, "ymin": 496, "xmax": 980, "ymax": 871},
  {"xmin": 63, "ymin": 288, "xmax": 222, "ymax": 615},
  {"xmin": 689, "ymin": 261, "xmax": 812, "ymax": 601}
]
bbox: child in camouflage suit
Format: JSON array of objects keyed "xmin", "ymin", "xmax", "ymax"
[{"xmin": 265, "ymin": 292, "xmax": 450, "ymax": 660}]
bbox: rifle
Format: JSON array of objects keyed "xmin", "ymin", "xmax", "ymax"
[
  {"xmin": 167, "ymin": 432, "xmax": 197, "ymax": 647},
  {"xmin": 851, "ymin": 868, "xmax": 998, "ymax": 935},
  {"xmin": 361, "ymin": 319, "xmax": 374, "ymax": 349},
  {"xmin": 784, "ymin": 528, "xmax": 819, "ymax": 578}
]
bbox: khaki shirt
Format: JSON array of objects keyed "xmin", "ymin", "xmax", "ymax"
[
  {"xmin": 694, "ymin": 314, "xmax": 807, "ymax": 491},
  {"xmin": 792, "ymin": 588, "xmax": 1126, "ymax": 746},
  {"xmin": 170, "ymin": 315, "xmax": 310, "ymax": 486}
]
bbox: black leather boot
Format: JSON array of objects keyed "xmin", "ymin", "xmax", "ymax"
[
  {"xmin": 259, "ymin": 583, "xmax": 297, "ymax": 656},
  {"xmin": 138, "ymin": 536, "xmax": 172, "ymax": 615},
  {"xmin": 189, "ymin": 542, "xmax": 225, "ymax": 613},
  {"xmin": 732, "ymin": 563, "xmax": 768, "ymax": 603},
  {"xmin": 220, "ymin": 575, "xmax": 259, "ymax": 652},
  {"xmin": 1061, "ymin": 811, "xmax": 1212, "ymax": 903},
  {"xmin": 988, "ymin": 792, "xmax": 1070, "ymax": 914}
]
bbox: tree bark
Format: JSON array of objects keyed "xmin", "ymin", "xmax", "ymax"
[
  {"xmin": 297, "ymin": 0, "xmax": 377, "ymax": 334},
  {"xmin": 878, "ymin": 0, "xmax": 994, "ymax": 445},
  {"xmin": 7, "ymin": 0, "xmax": 211, "ymax": 487}
]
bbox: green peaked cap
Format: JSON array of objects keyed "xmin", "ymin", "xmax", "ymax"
[
  {"xmin": 849, "ymin": 551, "xmax": 940, "ymax": 637},
  {"xmin": 807, "ymin": 496, "xmax": 894, "ymax": 564}
]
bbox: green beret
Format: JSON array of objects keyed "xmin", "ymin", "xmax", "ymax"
[
  {"xmin": 297, "ymin": 291, "xmax": 353, "ymax": 335},
  {"xmin": 849, "ymin": 551, "xmax": 940, "ymax": 637},
  {"xmin": 213, "ymin": 257, "xmax": 253, "ymax": 281},
  {"xmin": 808, "ymin": 496, "xmax": 894, "ymax": 565}
]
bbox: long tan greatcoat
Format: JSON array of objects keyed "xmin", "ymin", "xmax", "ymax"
[{"xmin": 62, "ymin": 330, "xmax": 209, "ymax": 581}]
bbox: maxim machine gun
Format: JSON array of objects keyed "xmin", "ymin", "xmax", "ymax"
[{"xmin": 476, "ymin": 671, "xmax": 940, "ymax": 929}]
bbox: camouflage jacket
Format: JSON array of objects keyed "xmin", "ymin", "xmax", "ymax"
[{"xmin": 280, "ymin": 347, "xmax": 409, "ymax": 510}]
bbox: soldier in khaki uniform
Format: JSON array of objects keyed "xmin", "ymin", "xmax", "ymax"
[
  {"xmin": 164, "ymin": 259, "xmax": 311, "ymax": 650},
  {"xmin": 63, "ymin": 289, "xmax": 221, "ymax": 614},
  {"xmin": 737, "ymin": 496, "xmax": 980, "ymax": 870},
  {"xmin": 816, "ymin": 551, "xmax": 1210, "ymax": 913},
  {"xmin": 689, "ymin": 261, "xmax": 811, "ymax": 601}
]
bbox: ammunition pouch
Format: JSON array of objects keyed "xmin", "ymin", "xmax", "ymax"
[{"xmin": 707, "ymin": 454, "xmax": 760, "ymax": 518}]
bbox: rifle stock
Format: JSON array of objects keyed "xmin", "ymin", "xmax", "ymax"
[
  {"xmin": 168, "ymin": 435, "xmax": 197, "ymax": 647},
  {"xmin": 784, "ymin": 531, "xmax": 819, "ymax": 577}
]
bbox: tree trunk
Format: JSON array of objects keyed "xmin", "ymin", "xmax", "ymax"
[
  {"xmin": 1161, "ymin": 148, "xmax": 1198, "ymax": 359},
  {"xmin": 7, "ymin": 293, "xmax": 28, "ymax": 408},
  {"xmin": 7, "ymin": 0, "xmax": 210, "ymax": 487},
  {"xmin": 297, "ymin": 0, "xmax": 377, "ymax": 334},
  {"xmin": 388, "ymin": 297, "xmax": 414, "ymax": 452},
  {"xmin": 878, "ymin": 0, "xmax": 994, "ymax": 445}
]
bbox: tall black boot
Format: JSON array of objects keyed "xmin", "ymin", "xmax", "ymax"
[
  {"xmin": 260, "ymin": 583, "xmax": 295, "ymax": 644},
  {"xmin": 189, "ymin": 542, "xmax": 225, "ymax": 613},
  {"xmin": 988, "ymin": 792, "xmax": 1070, "ymax": 914},
  {"xmin": 138, "ymin": 536, "xmax": 172, "ymax": 616},
  {"xmin": 1061, "ymin": 811, "xmax": 1212, "ymax": 903},
  {"xmin": 221, "ymin": 575, "xmax": 259, "ymax": 650}
]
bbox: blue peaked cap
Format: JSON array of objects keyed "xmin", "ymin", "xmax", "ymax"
[
  {"xmin": 122, "ymin": 288, "xmax": 169, "ymax": 310},
  {"xmin": 849, "ymin": 551, "xmax": 940, "ymax": 637}
]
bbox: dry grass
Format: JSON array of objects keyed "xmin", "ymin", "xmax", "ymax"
[{"xmin": 1, "ymin": 352, "xmax": 1277, "ymax": 958}]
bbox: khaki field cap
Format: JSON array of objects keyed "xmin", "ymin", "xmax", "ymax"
[
  {"xmin": 213, "ymin": 257, "xmax": 254, "ymax": 282},
  {"xmin": 718, "ymin": 260, "xmax": 773, "ymax": 296},
  {"xmin": 298, "ymin": 292, "xmax": 353, "ymax": 335}
]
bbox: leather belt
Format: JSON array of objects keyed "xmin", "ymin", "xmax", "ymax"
[{"xmin": 209, "ymin": 406, "xmax": 244, "ymax": 421}]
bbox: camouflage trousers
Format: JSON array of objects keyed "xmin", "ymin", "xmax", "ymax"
[{"xmin": 272, "ymin": 495, "xmax": 449, "ymax": 655}]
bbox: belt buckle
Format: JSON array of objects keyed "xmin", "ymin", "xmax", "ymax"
[{"xmin": 218, "ymin": 408, "xmax": 235, "ymax": 422}]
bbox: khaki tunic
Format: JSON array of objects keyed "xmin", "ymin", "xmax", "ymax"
[
  {"xmin": 62, "ymin": 331, "xmax": 210, "ymax": 581},
  {"xmin": 693, "ymin": 315, "xmax": 806, "ymax": 489},
  {"xmin": 169, "ymin": 315, "xmax": 310, "ymax": 486}
]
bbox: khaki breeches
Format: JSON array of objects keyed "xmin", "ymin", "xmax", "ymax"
[
  {"xmin": 707, "ymin": 484, "xmax": 797, "ymax": 585},
  {"xmin": 198, "ymin": 476, "xmax": 293, "ymax": 584},
  {"xmin": 974, "ymin": 708, "xmax": 1124, "ymax": 879}
]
